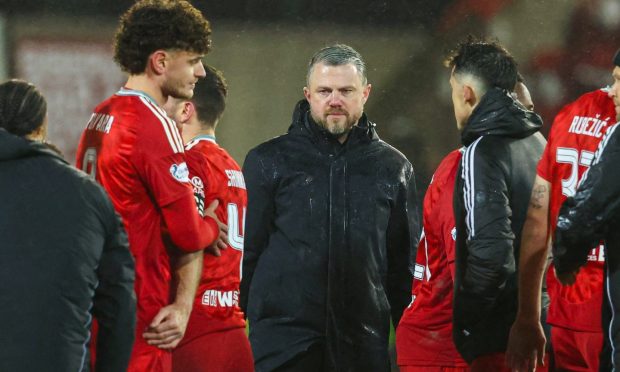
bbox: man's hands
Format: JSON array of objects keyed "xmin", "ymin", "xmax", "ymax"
[
  {"xmin": 143, "ymin": 303, "xmax": 191, "ymax": 350},
  {"xmin": 204, "ymin": 200, "xmax": 228, "ymax": 257},
  {"xmin": 506, "ymin": 316, "xmax": 546, "ymax": 372}
]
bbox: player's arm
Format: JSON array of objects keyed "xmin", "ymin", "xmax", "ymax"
[
  {"xmin": 455, "ymin": 140, "xmax": 514, "ymax": 326},
  {"xmin": 385, "ymin": 163, "xmax": 419, "ymax": 326},
  {"xmin": 554, "ymin": 123, "xmax": 620, "ymax": 278},
  {"xmin": 92, "ymin": 201, "xmax": 136, "ymax": 372},
  {"xmin": 143, "ymin": 246, "xmax": 202, "ymax": 350},
  {"xmin": 240, "ymin": 149, "xmax": 276, "ymax": 314},
  {"xmin": 506, "ymin": 175, "xmax": 550, "ymax": 372},
  {"xmin": 138, "ymin": 148, "xmax": 223, "ymax": 253}
]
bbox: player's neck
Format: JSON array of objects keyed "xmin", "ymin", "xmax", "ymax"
[
  {"xmin": 124, "ymin": 75, "xmax": 166, "ymax": 107},
  {"xmin": 182, "ymin": 122, "xmax": 215, "ymax": 143}
]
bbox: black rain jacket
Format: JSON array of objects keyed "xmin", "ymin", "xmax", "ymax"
[
  {"xmin": 553, "ymin": 122, "xmax": 620, "ymax": 370},
  {"xmin": 0, "ymin": 128, "xmax": 136, "ymax": 372},
  {"xmin": 453, "ymin": 88, "xmax": 546, "ymax": 362},
  {"xmin": 241, "ymin": 100, "xmax": 419, "ymax": 371}
]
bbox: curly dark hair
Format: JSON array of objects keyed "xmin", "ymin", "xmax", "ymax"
[
  {"xmin": 193, "ymin": 65, "xmax": 228, "ymax": 127},
  {"xmin": 0, "ymin": 79, "xmax": 47, "ymax": 137},
  {"xmin": 445, "ymin": 35, "xmax": 517, "ymax": 92},
  {"xmin": 114, "ymin": 0, "xmax": 212, "ymax": 74}
]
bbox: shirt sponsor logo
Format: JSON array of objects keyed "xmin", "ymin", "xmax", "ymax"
[
  {"xmin": 86, "ymin": 113, "xmax": 114, "ymax": 134},
  {"xmin": 567, "ymin": 114, "xmax": 610, "ymax": 138},
  {"xmin": 201, "ymin": 290, "xmax": 239, "ymax": 308},
  {"xmin": 169, "ymin": 162, "xmax": 190, "ymax": 183},
  {"xmin": 587, "ymin": 244, "xmax": 605, "ymax": 262},
  {"xmin": 226, "ymin": 170, "xmax": 246, "ymax": 190},
  {"xmin": 191, "ymin": 176, "xmax": 205, "ymax": 216}
]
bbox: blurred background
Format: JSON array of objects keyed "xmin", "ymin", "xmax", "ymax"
[{"xmin": 2, "ymin": 0, "xmax": 619, "ymax": 194}]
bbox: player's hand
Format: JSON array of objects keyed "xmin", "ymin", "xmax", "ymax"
[
  {"xmin": 506, "ymin": 316, "xmax": 546, "ymax": 372},
  {"xmin": 555, "ymin": 267, "xmax": 579, "ymax": 286},
  {"xmin": 142, "ymin": 303, "xmax": 191, "ymax": 350},
  {"xmin": 204, "ymin": 200, "xmax": 229, "ymax": 256}
]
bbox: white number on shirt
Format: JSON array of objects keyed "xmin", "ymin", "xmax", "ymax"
[
  {"xmin": 556, "ymin": 147, "xmax": 594, "ymax": 197},
  {"xmin": 82, "ymin": 147, "xmax": 98, "ymax": 179}
]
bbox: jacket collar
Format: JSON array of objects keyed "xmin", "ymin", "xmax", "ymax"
[
  {"xmin": 0, "ymin": 128, "xmax": 67, "ymax": 164},
  {"xmin": 460, "ymin": 87, "xmax": 543, "ymax": 146},
  {"xmin": 287, "ymin": 99, "xmax": 378, "ymax": 153}
]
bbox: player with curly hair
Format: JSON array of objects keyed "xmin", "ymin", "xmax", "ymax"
[{"xmin": 76, "ymin": 1, "xmax": 227, "ymax": 371}]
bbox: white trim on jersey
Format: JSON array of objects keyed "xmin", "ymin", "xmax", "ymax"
[
  {"xmin": 185, "ymin": 136, "xmax": 217, "ymax": 151},
  {"xmin": 462, "ymin": 136, "xmax": 484, "ymax": 239},
  {"xmin": 138, "ymin": 96, "xmax": 185, "ymax": 154}
]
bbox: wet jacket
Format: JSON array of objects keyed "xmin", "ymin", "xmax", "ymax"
[
  {"xmin": 241, "ymin": 100, "xmax": 419, "ymax": 371},
  {"xmin": 553, "ymin": 122, "xmax": 620, "ymax": 370},
  {"xmin": 0, "ymin": 128, "xmax": 136, "ymax": 372},
  {"xmin": 453, "ymin": 88, "xmax": 545, "ymax": 362}
]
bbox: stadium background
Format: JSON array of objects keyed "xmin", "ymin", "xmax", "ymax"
[{"xmin": 1, "ymin": 0, "xmax": 618, "ymax": 369}]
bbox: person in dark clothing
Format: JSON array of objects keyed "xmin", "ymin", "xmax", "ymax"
[
  {"xmin": 448, "ymin": 38, "xmax": 547, "ymax": 371},
  {"xmin": 553, "ymin": 50, "xmax": 620, "ymax": 371},
  {"xmin": 241, "ymin": 44, "xmax": 419, "ymax": 372},
  {"xmin": 0, "ymin": 79, "xmax": 136, "ymax": 372}
]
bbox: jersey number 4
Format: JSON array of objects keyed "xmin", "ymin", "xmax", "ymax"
[
  {"xmin": 556, "ymin": 147, "xmax": 594, "ymax": 197},
  {"xmin": 227, "ymin": 202, "xmax": 245, "ymax": 251}
]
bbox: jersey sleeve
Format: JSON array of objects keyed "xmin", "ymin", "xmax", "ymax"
[{"xmin": 134, "ymin": 125, "xmax": 218, "ymax": 252}]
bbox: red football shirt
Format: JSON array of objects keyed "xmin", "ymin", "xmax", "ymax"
[
  {"xmin": 537, "ymin": 88, "xmax": 614, "ymax": 332},
  {"xmin": 396, "ymin": 149, "xmax": 467, "ymax": 367},
  {"xmin": 179, "ymin": 136, "xmax": 247, "ymax": 344},
  {"xmin": 76, "ymin": 88, "xmax": 218, "ymax": 370}
]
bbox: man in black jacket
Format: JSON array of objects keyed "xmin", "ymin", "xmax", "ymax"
[
  {"xmin": 241, "ymin": 44, "xmax": 419, "ymax": 372},
  {"xmin": 448, "ymin": 38, "xmax": 546, "ymax": 370},
  {"xmin": 553, "ymin": 51, "xmax": 620, "ymax": 371},
  {"xmin": 0, "ymin": 79, "xmax": 136, "ymax": 371}
]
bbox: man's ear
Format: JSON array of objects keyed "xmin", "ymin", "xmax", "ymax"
[
  {"xmin": 303, "ymin": 86, "xmax": 311, "ymax": 101},
  {"xmin": 362, "ymin": 83, "xmax": 371, "ymax": 104},
  {"xmin": 149, "ymin": 50, "xmax": 168, "ymax": 75},
  {"xmin": 180, "ymin": 101, "xmax": 196, "ymax": 123},
  {"xmin": 463, "ymin": 84, "xmax": 478, "ymax": 107}
]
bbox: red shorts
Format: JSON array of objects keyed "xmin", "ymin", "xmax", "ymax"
[
  {"xmin": 399, "ymin": 366, "xmax": 469, "ymax": 372},
  {"xmin": 551, "ymin": 326, "xmax": 603, "ymax": 371},
  {"xmin": 128, "ymin": 345, "xmax": 171, "ymax": 372},
  {"xmin": 471, "ymin": 352, "xmax": 549, "ymax": 372},
  {"xmin": 172, "ymin": 327, "xmax": 253, "ymax": 372}
]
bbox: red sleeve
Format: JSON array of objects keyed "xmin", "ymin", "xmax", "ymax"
[
  {"xmin": 440, "ymin": 150, "xmax": 461, "ymax": 280},
  {"xmin": 135, "ymin": 132, "xmax": 218, "ymax": 252}
]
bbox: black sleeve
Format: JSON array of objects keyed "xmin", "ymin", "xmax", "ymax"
[
  {"xmin": 554, "ymin": 123, "xmax": 620, "ymax": 274},
  {"xmin": 240, "ymin": 149, "xmax": 275, "ymax": 314},
  {"xmin": 455, "ymin": 139, "xmax": 515, "ymax": 325},
  {"xmin": 93, "ymin": 202, "xmax": 136, "ymax": 372},
  {"xmin": 386, "ymin": 162, "xmax": 419, "ymax": 326}
]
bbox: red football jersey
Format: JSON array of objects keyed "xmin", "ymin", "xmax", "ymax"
[
  {"xmin": 76, "ymin": 88, "xmax": 217, "ymax": 371},
  {"xmin": 396, "ymin": 149, "xmax": 467, "ymax": 367},
  {"xmin": 180, "ymin": 136, "xmax": 247, "ymax": 344},
  {"xmin": 537, "ymin": 88, "xmax": 614, "ymax": 332}
]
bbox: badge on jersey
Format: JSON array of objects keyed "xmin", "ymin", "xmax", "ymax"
[{"xmin": 170, "ymin": 162, "xmax": 190, "ymax": 183}]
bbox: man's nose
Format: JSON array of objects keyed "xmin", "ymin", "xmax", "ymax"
[
  {"xmin": 195, "ymin": 61, "xmax": 206, "ymax": 78},
  {"xmin": 328, "ymin": 92, "xmax": 343, "ymax": 105}
]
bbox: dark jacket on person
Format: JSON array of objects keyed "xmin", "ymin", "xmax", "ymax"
[
  {"xmin": 241, "ymin": 99, "xmax": 419, "ymax": 372},
  {"xmin": 452, "ymin": 88, "xmax": 546, "ymax": 362},
  {"xmin": 0, "ymin": 128, "xmax": 136, "ymax": 372},
  {"xmin": 553, "ymin": 122, "xmax": 620, "ymax": 371}
]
